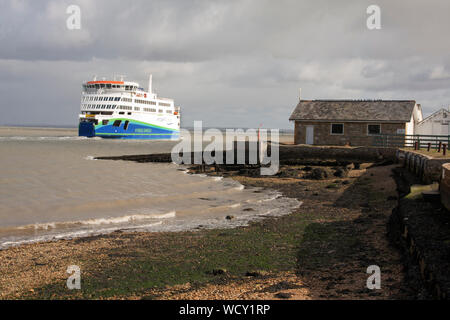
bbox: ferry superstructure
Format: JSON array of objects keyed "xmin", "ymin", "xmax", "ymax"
[{"xmin": 78, "ymin": 75, "xmax": 180, "ymax": 139}]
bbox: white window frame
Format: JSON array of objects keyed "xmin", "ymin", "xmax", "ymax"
[
  {"xmin": 330, "ymin": 123, "xmax": 344, "ymax": 135},
  {"xmin": 367, "ymin": 124, "xmax": 381, "ymax": 135}
]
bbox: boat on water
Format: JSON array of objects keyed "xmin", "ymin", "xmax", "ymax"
[{"xmin": 78, "ymin": 75, "xmax": 180, "ymax": 139}]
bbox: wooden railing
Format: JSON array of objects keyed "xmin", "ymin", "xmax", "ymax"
[{"xmin": 371, "ymin": 134, "xmax": 450, "ymax": 149}]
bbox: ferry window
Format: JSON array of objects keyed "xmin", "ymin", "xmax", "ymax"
[
  {"xmin": 331, "ymin": 124, "xmax": 344, "ymax": 135},
  {"xmin": 109, "ymin": 97, "xmax": 114, "ymax": 101},
  {"xmin": 158, "ymin": 109, "xmax": 163, "ymax": 113},
  {"xmin": 102, "ymin": 120, "xmax": 109, "ymax": 125},
  {"xmin": 106, "ymin": 84, "xmax": 111, "ymax": 89},
  {"xmin": 115, "ymin": 97, "xmax": 120, "ymax": 101},
  {"xmin": 113, "ymin": 120, "xmax": 122, "ymax": 127},
  {"xmin": 166, "ymin": 110, "xmax": 172, "ymax": 114},
  {"xmin": 127, "ymin": 112, "xmax": 132, "ymax": 115},
  {"xmin": 368, "ymin": 124, "xmax": 381, "ymax": 135},
  {"xmin": 123, "ymin": 120, "xmax": 129, "ymax": 130},
  {"xmin": 119, "ymin": 112, "xmax": 124, "ymax": 115},
  {"xmin": 134, "ymin": 107, "xmax": 140, "ymax": 111}
]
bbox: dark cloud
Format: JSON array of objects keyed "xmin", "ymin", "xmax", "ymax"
[{"xmin": 1, "ymin": 0, "xmax": 450, "ymax": 128}]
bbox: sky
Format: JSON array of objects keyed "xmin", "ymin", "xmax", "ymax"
[{"xmin": 1, "ymin": 0, "xmax": 450, "ymax": 129}]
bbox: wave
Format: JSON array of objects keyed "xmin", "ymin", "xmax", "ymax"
[
  {"xmin": 15, "ymin": 211, "xmax": 176, "ymax": 231},
  {"xmin": 1, "ymin": 221, "xmax": 164, "ymax": 249}
]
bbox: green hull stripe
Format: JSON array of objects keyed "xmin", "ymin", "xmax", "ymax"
[
  {"xmin": 95, "ymin": 118, "xmax": 178, "ymax": 131},
  {"xmin": 97, "ymin": 133, "xmax": 178, "ymax": 136}
]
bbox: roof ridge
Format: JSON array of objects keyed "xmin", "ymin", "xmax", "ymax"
[{"xmin": 309, "ymin": 99, "xmax": 415, "ymax": 102}]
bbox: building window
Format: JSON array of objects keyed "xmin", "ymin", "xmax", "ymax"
[
  {"xmin": 368, "ymin": 124, "xmax": 381, "ymax": 135},
  {"xmin": 331, "ymin": 123, "xmax": 344, "ymax": 135}
]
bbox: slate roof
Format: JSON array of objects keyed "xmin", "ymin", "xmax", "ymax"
[{"xmin": 289, "ymin": 100, "xmax": 416, "ymax": 122}]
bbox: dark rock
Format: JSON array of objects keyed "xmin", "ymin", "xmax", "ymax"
[
  {"xmin": 278, "ymin": 168, "xmax": 299, "ymax": 178},
  {"xmin": 333, "ymin": 168, "xmax": 348, "ymax": 178},
  {"xmin": 275, "ymin": 292, "xmax": 293, "ymax": 299},
  {"xmin": 306, "ymin": 168, "xmax": 328, "ymax": 180},
  {"xmin": 225, "ymin": 215, "xmax": 234, "ymax": 220},
  {"xmin": 212, "ymin": 268, "xmax": 227, "ymax": 275},
  {"xmin": 245, "ymin": 270, "xmax": 268, "ymax": 277},
  {"xmin": 359, "ymin": 202, "xmax": 370, "ymax": 208}
]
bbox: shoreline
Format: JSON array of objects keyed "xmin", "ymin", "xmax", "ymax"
[
  {"xmin": 0, "ymin": 170, "xmax": 299, "ymax": 251},
  {"xmin": 0, "ymin": 161, "xmax": 420, "ymax": 299}
]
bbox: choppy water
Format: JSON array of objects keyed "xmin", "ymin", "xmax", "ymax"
[{"xmin": 0, "ymin": 127, "xmax": 299, "ymax": 249}]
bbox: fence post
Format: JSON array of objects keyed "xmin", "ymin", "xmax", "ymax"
[
  {"xmin": 444, "ymin": 144, "xmax": 447, "ymax": 156},
  {"xmin": 438, "ymin": 141, "xmax": 442, "ymax": 153},
  {"xmin": 427, "ymin": 143, "xmax": 431, "ymax": 152}
]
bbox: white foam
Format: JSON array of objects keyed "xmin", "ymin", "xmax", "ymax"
[
  {"xmin": 0, "ymin": 221, "xmax": 165, "ymax": 249},
  {"xmin": 79, "ymin": 211, "xmax": 175, "ymax": 225}
]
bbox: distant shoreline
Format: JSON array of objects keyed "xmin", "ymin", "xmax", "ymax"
[{"xmin": 0, "ymin": 124, "xmax": 294, "ymax": 132}]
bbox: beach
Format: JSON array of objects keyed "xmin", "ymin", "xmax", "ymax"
[{"xmin": 0, "ymin": 160, "xmax": 420, "ymax": 299}]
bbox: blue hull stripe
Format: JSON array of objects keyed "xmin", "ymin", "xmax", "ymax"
[{"xmin": 79, "ymin": 119, "xmax": 179, "ymax": 140}]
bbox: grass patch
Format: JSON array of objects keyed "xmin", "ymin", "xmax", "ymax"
[{"xmin": 24, "ymin": 212, "xmax": 326, "ymax": 299}]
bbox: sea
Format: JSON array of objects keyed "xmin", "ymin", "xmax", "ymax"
[{"xmin": 0, "ymin": 126, "xmax": 299, "ymax": 249}]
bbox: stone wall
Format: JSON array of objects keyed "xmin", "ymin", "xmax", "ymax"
[
  {"xmin": 294, "ymin": 121, "xmax": 406, "ymax": 146},
  {"xmin": 396, "ymin": 149, "xmax": 450, "ymax": 184},
  {"xmin": 279, "ymin": 144, "xmax": 398, "ymax": 163},
  {"xmin": 441, "ymin": 163, "xmax": 450, "ymax": 211}
]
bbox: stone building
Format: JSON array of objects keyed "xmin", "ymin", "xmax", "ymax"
[{"xmin": 289, "ymin": 100, "xmax": 423, "ymax": 146}]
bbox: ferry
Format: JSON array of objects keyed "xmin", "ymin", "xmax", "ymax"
[{"xmin": 78, "ymin": 75, "xmax": 180, "ymax": 139}]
